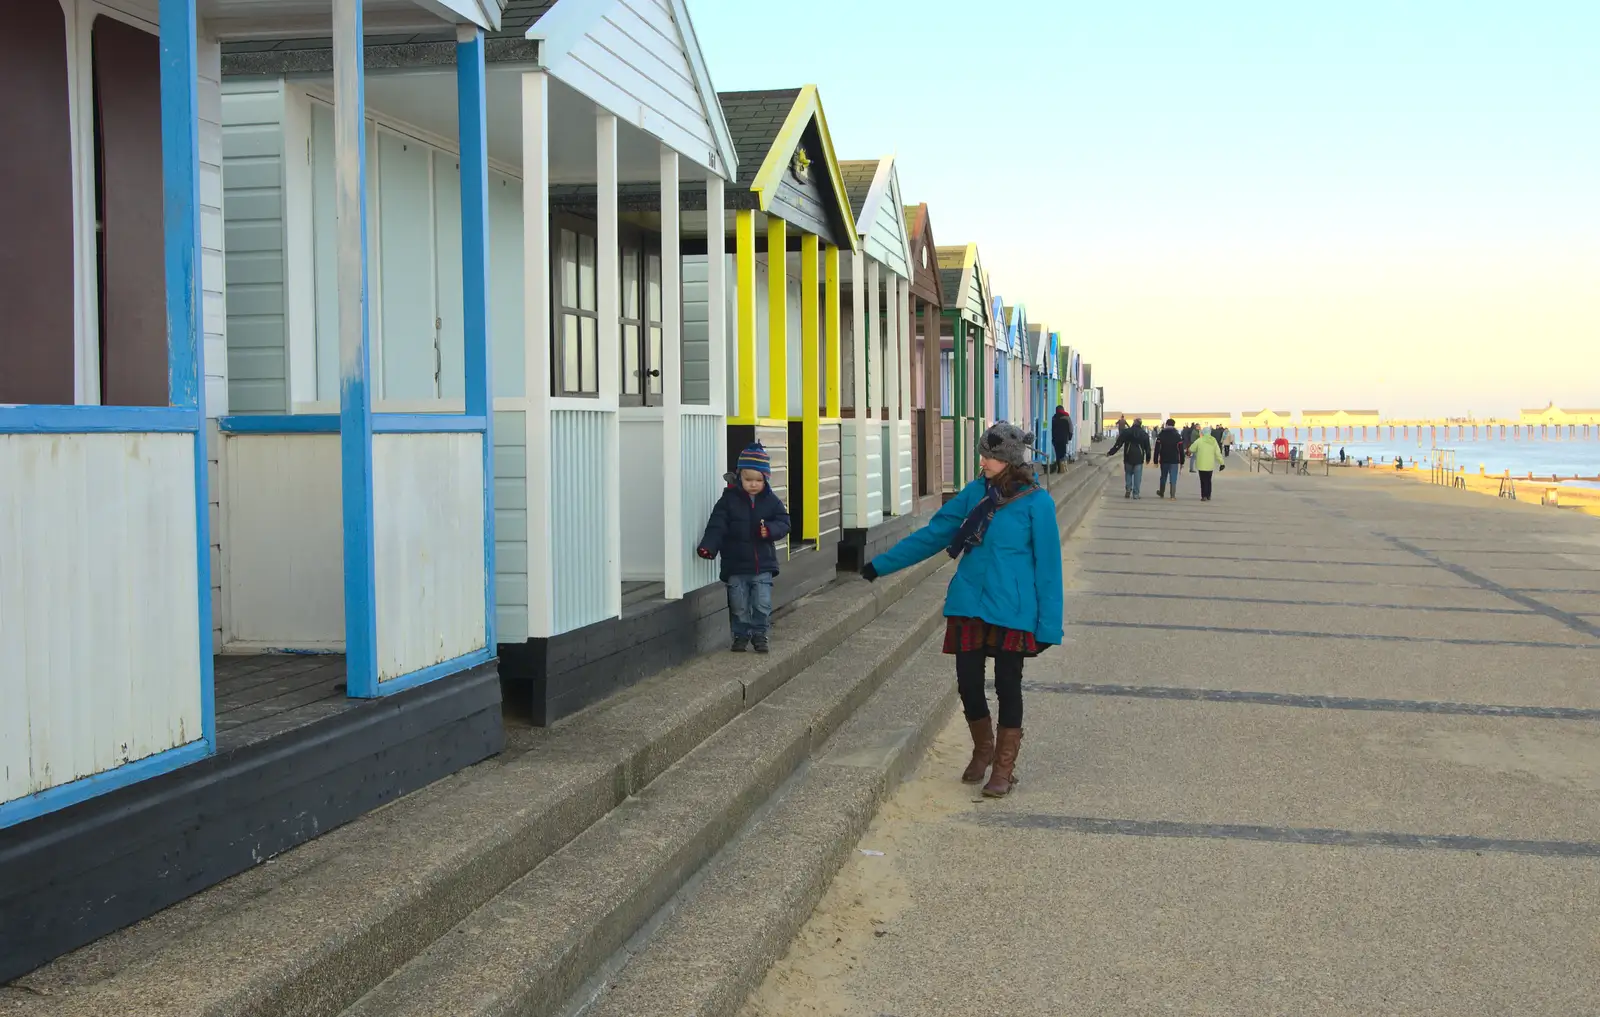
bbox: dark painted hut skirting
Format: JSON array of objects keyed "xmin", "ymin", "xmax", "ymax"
[{"xmin": 0, "ymin": 660, "xmax": 502, "ymax": 983}]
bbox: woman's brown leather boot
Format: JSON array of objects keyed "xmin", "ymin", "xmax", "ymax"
[
  {"xmin": 962, "ymin": 717, "xmax": 995, "ymax": 783},
  {"xmin": 983, "ymin": 728, "xmax": 1023, "ymax": 797}
]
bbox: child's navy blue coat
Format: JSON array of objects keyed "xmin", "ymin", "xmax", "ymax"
[{"xmin": 697, "ymin": 480, "xmax": 792, "ymax": 579}]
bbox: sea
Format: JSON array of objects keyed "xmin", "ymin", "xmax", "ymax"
[{"xmin": 1243, "ymin": 436, "xmax": 1600, "ymax": 484}]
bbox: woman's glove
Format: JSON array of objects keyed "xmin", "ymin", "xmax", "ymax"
[
  {"xmin": 860, "ymin": 563, "xmax": 879, "ymax": 583},
  {"xmin": 696, "ymin": 547, "xmax": 715, "ymax": 560}
]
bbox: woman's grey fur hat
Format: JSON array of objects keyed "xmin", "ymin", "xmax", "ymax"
[{"xmin": 978, "ymin": 422, "xmax": 1033, "ymax": 466}]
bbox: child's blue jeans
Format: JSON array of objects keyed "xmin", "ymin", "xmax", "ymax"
[{"xmin": 726, "ymin": 573, "xmax": 774, "ymax": 639}]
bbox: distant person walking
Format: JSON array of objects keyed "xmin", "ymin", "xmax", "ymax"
[
  {"xmin": 1107, "ymin": 417, "xmax": 1152, "ymax": 498},
  {"xmin": 1188, "ymin": 428, "xmax": 1225, "ymax": 501},
  {"xmin": 1050, "ymin": 405, "xmax": 1073, "ymax": 473},
  {"xmin": 1153, "ymin": 418, "xmax": 1185, "ymax": 499},
  {"xmin": 1114, "ymin": 414, "xmax": 1129, "ymax": 440},
  {"xmin": 861, "ymin": 423, "xmax": 1063, "ymax": 798}
]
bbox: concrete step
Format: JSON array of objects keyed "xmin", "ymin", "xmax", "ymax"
[
  {"xmin": 574, "ymin": 637, "xmax": 958, "ymax": 1017},
  {"xmin": 8, "ymin": 557, "xmax": 946, "ymax": 1017},
  {"xmin": 335, "ymin": 572, "xmax": 951, "ymax": 1017}
]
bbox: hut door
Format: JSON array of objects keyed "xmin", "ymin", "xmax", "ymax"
[
  {"xmin": 618, "ymin": 230, "xmax": 663, "ymax": 407},
  {"xmin": 93, "ymin": 14, "xmax": 167, "ymax": 407}
]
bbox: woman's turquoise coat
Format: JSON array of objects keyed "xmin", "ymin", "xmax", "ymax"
[{"xmin": 869, "ymin": 478, "xmax": 1064, "ymax": 645}]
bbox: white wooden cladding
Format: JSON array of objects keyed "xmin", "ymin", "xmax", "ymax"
[
  {"xmin": 551, "ymin": 409, "xmax": 612, "ymax": 634},
  {"xmin": 893, "ymin": 421, "xmax": 914, "ymax": 514},
  {"xmin": 223, "ymin": 434, "xmax": 345, "ymax": 650},
  {"xmin": 840, "ymin": 421, "xmax": 884, "ymax": 529},
  {"xmin": 680, "ymin": 412, "xmax": 722, "ymax": 592},
  {"xmin": 0, "ymin": 434, "xmax": 203, "ymax": 806},
  {"xmin": 372, "ymin": 434, "xmax": 486, "ymax": 682},
  {"xmin": 493, "ymin": 410, "xmax": 530, "ymax": 644}
]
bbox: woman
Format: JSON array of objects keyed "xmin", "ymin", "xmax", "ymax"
[
  {"xmin": 1187, "ymin": 427, "xmax": 1225, "ymax": 501},
  {"xmin": 861, "ymin": 423, "xmax": 1064, "ymax": 796}
]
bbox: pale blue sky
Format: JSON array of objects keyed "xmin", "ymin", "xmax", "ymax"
[{"xmin": 690, "ymin": 0, "xmax": 1599, "ymax": 418}]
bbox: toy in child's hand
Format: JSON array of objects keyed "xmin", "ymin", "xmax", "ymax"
[{"xmin": 758, "ymin": 522, "xmax": 769, "ymax": 538}]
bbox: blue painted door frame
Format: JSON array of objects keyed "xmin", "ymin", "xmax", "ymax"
[
  {"xmin": 335, "ymin": 18, "xmax": 497, "ymax": 698},
  {"xmin": 0, "ymin": 0, "xmax": 214, "ymax": 827}
]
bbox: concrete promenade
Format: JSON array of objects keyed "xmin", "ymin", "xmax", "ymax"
[{"xmin": 742, "ymin": 460, "xmax": 1600, "ymax": 1015}]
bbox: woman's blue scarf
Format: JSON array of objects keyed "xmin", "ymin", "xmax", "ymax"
[{"xmin": 946, "ymin": 478, "xmax": 1040, "ymax": 559}]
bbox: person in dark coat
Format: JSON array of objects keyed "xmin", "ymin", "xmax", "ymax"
[
  {"xmin": 1153, "ymin": 418, "xmax": 1186, "ymax": 499},
  {"xmin": 1106, "ymin": 417, "xmax": 1153, "ymax": 498},
  {"xmin": 1050, "ymin": 405, "xmax": 1074, "ymax": 472},
  {"xmin": 697, "ymin": 443, "xmax": 791, "ymax": 654}
]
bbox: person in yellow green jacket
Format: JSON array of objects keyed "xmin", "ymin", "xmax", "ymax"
[{"xmin": 1187, "ymin": 429, "xmax": 1225, "ymax": 501}]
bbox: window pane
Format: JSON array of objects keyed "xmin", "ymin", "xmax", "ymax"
[
  {"xmin": 648, "ymin": 326, "xmax": 662, "ymax": 396},
  {"xmin": 3, "ymin": 0, "xmax": 74, "ymax": 403},
  {"xmin": 646, "ymin": 254, "xmax": 662, "ymax": 322},
  {"xmin": 579, "ymin": 316, "xmax": 598, "ymax": 392},
  {"xmin": 565, "ymin": 230, "xmax": 587, "ymax": 308},
  {"xmin": 562, "ymin": 314, "xmax": 580, "ymax": 394},
  {"xmin": 578, "ymin": 234, "xmax": 596, "ymax": 311},
  {"xmin": 622, "ymin": 249, "xmax": 640, "ymax": 319},
  {"xmin": 622, "ymin": 323, "xmax": 640, "ymax": 395}
]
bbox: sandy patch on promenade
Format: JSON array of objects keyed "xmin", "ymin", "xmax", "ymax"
[{"xmin": 739, "ymin": 713, "xmax": 976, "ymax": 1017}]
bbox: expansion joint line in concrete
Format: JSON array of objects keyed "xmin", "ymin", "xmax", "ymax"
[
  {"xmin": 1021, "ymin": 681, "xmax": 1600, "ymax": 721},
  {"xmin": 1073, "ymin": 619, "xmax": 1600, "ymax": 651},
  {"xmin": 1373, "ymin": 532, "xmax": 1600, "ymax": 641},
  {"xmin": 966, "ymin": 813, "xmax": 1600, "ymax": 859}
]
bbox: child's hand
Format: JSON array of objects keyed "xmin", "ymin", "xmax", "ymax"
[{"xmin": 758, "ymin": 522, "xmax": 769, "ymax": 538}]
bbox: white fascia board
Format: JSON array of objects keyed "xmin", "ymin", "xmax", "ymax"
[
  {"xmin": 412, "ymin": 0, "xmax": 499, "ymax": 30},
  {"xmin": 668, "ymin": 0, "xmax": 738, "ymax": 180}
]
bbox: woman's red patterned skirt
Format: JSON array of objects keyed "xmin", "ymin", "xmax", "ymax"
[{"xmin": 942, "ymin": 616, "xmax": 1043, "ymax": 657}]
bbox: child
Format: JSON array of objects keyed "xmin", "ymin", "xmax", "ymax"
[
  {"xmin": 860, "ymin": 423, "xmax": 1063, "ymax": 797},
  {"xmin": 697, "ymin": 443, "xmax": 791, "ymax": 654}
]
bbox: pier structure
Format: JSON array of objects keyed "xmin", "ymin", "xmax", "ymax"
[{"xmin": 1101, "ymin": 405, "xmax": 1600, "ymax": 444}]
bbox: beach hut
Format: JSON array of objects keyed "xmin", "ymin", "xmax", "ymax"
[
  {"xmin": 936, "ymin": 243, "xmax": 989, "ymax": 491},
  {"xmin": 836, "ymin": 156, "xmax": 915, "ymax": 565},
  {"xmin": 710, "ymin": 87, "xmax": 859, "ymax": 598},
  {"xmin": 994, "ymin": 302, "xmax": 1026, "ymax": 424},
  {"xmin": 1, "ymin": 0, "xmax": 511, "ymax": 980},
  {"xmin": 902, "ymin": 203, "xmax": 947, "ymax": 509},
  {"xmin": 216, "ymin": 0, "xmax": 740, "ymax": 725}
]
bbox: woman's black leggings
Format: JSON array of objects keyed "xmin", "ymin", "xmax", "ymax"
[{"xmin": 956, "ymin": 650, "xmax": 1024, "ymax": 728}]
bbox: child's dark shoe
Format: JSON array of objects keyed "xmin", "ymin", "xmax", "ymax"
[
  {"xmin": 731, "ymin": 637, "xmax": 749, "ymax": 653},
  {"xmin": 752, "ymin": 636, "xmax": 770, "ymax": 654}
]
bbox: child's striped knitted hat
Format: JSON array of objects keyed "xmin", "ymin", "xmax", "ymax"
[{"xmin": 736, "ymin": 442, "xmax": 771, "ymax": 476}]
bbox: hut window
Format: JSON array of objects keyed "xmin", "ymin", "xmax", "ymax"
[
  {"xmin": 1, "ymin": 1, "xmax": 74, "ymax": 403},
  {"xmin": 554, "ymin": 226, "xmax": 599, "ymax": 396}
]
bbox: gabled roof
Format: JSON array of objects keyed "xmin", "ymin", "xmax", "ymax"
[
  {"xmin": 902, "ymin": 204, "xmax": 946, "ymax": 307},
  {"xmin": 1026, "ymin": 324, "xmax": 1050, "ymax": 370},
  {"xmin": 717, "ymin": 86, "xmax": 858, "ymax": 248},
  {"xmin": 839, "ymin": 157, "xmax": 913, "ymax": 276},
  {"xmin": 935, "ymin": 244, "xmax": 986, "ymax": 324},
  {"xmin": 533, "ymin": 0, "xmax": 738, "ymax": 178}
]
